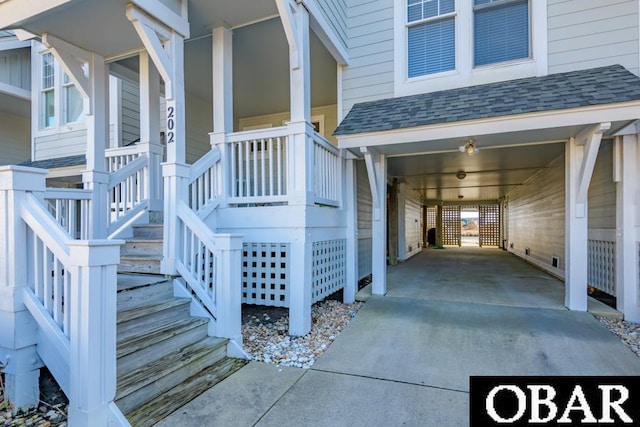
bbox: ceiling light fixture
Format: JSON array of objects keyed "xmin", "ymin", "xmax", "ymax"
[
  {"xmin": 456, "ymin": 171, "xmax": 466, "ymax": 180},
  {"xmin": 459, "ymin": 139, "xmax": 479, "ymax": 156}
]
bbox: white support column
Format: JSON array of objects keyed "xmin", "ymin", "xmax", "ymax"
[
  {"xmin": 361, "ymin": 146, "xmax": 387, "ymax": 296},
  {"xmin": 0, "ymin": 166, "xmax": 48, "ymax": 411},
  {"xmin": 43, "ymin": 34, "xmax": 110, "ymax": 239},
  {"xmin": 139, "ymin": 51, "xmax": 163, "ymax": 214},
  {"xmin": 565, "ymin": 123, "xmax": 609, "ymax": 311},
  {"xmin": 397, "ymin": 181, "xmax": 407, "ymax": 261},
  {"xmin": 161, "ymin": 162, "xmax": 189, "ymax": 275},
  {"xmin": 213, "ymin": 234, "xmax": 243, "ymax": 343},
  {"xmin": 212, "ymin": 25, "xmax": 233, "ymax": 136},
  {"xmin": 615, "ymin": 134, "xmax": 640, "ymax": 322},
  {"xmin": 67, "ymin": 240, "xmax": 122, "ymax": 427},
  {"xmin": 344, "ymin": 158, "xmax": 358, "ymax": 304},
  {"xmin": 289, "ymin": 228, "xmax": 313, "ymax": 336}
]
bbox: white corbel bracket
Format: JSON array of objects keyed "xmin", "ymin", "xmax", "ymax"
[
  {"xmin": 361, "ymin": 146, "xmax": 382, "ymax": 221},
  {"xmin": 42, "ymin": 33, "xmax": 91, "ymax": 112},
  {"xmin": 574, "ymin": 122, "xmax": 611, "ymax": 217},
  {"xmin": 276, "ymin": 0, "xmax": 303, "ymax": 69}
]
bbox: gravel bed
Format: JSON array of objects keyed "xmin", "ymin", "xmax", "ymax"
[
  {"xmin": 597, "ymin": 317, "xmax": 640, "ymax": 357},
  {"xmin": 242, "ymin": 299, "xmax": 364, "ymax": 368}
]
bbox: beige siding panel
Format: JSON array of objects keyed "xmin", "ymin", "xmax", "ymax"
[
  {"xmin": 316, "ymin": 0, "xmax": 348, "ymax": 48},
  {"xmin": 121, "ymin": 80, "xmax": 140, "ymax": 146},
  {"xmin": 34, "ymin": 129, "xmax": 87, "ymax": 160},
  {"xmin": 404, "ymin": 191, "xmax": 422, "ymax": 254},
  {"xmin": 185, "ymin": 93, "xmax": 213, "ymax": 164},
  {"xmin": 588, "ymin": 139, "xmax": 616, "ymax": 230},
  {"xmin": 356, "ymin": 159, "xmax": 372, "ymax": 279},
  {"xmin": 0, "ymin": 48, "xmax": 30, "ymax": 90},
  {"xmin": 506, "ymin": 155, "xmax": 565, "ymax": 270},
  {"xmin": 548, "ymin": 0, "xmax": 639, "ymax": 75},
  {"xmin": 343, "ymin": 0, "xmax": 394, "ymax": 114},
  {"xmin": 0, "ymin": 112, "xmax": 29, "ymax": 165}
]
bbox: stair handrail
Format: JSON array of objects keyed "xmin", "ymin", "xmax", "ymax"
[
  {"xmin": 107, "ymin": 154, "xmax": 150, "ymax": 238},
  {"xmin": 188, "ymin": 146, "xmax": 222, "ymax": 218}
]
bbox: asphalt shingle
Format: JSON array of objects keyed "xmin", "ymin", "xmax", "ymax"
[
  {"xmin": 333, "ymin": 65, "xmax": 640, "ymax": 136},
  {"xmin": 20, "ymin": 155, "xmax": 86, "ymax": 169}
]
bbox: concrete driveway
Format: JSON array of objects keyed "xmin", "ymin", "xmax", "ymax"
[{"xmin": 156, "ymin": 248, "xmax": 640, "ymax": 426}]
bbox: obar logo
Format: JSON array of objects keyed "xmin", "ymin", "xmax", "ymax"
[{"xmin": 470, "ymin": 377, "xmax": 640, "ymax": 426}]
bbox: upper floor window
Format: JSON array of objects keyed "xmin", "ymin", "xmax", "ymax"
[
  {"xmin": 39, "ymin": 51, "xmax": 84, "ymax": 130},
  {"xmin": 407, "ymin": 0, "xmax": 456, "ymax": 77},
  {"xmin": 473, "ymin": 0, "xmax": 530, "ymax": 67}
]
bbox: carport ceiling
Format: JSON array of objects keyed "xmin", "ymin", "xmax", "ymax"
[{"xmin": 389, "ymin": 142, "xmax": 566, "ymax": 203}]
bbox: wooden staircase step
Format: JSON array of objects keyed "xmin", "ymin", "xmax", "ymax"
[
  {"xmin": 132, "ymin": 224, "xmax": 164, "ymax": 239},
  {"xmin": 117, "ymin": 274, "xmax": 168, "ymax": 292},
  {"xmin": 117, "ymin": 298, "xmax": 191, "ymax": 341},
  {"xmin": 117, "ymin": 274, "xmax": 173, "ymax": 311},
  {"xmin": 115, "ymin": 337, "xmax": 227, "ymax": 415},
  {"xmin": 124, "ymin": 357, "xmax": 247, "ymax": 427},
  {"xmin": 117, "ymin": 317, "xmax": 209, "ymax": 377},
  {"xmin": 118, "ymin": 254, "xmax": 162, "ymax": 274},
  {"xmin": 121, "ymin": 238, "xmax": 163, "ymax": 257}
]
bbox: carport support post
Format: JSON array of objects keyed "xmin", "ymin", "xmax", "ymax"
[
  {"xmin": 615, "ymin": 133, "xmax": 640, "ymax": 322},
  {"xmin": 564, "ymin": 123, "xmax": 608, "ymax": 311},
  {"xmin": 362, "ymin": 147, "xmax": 387, "ymax": 295}
]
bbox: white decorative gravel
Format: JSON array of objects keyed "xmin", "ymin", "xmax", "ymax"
[
  {"xmin": 597, "ymin": 317, "xmax": 640, "ymax": 357},
  {"xmin": 242, "ymin": 300, "xmax": 363, "ymax": 369}
]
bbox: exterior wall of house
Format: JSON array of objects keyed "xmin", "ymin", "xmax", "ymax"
[
  {"xmin": 186, "ymin": 93, "xmax": 213, "ymax": 164},
  {"xmin": 342, "ymin": 0, "xmax": 394, "ymax": 115},
  {"xmin": 548, "ymin": 0, "xmax": 640, "ymax": 76},
  {"xmin": 315, "ymin": 0, "xmax": 348, "ymax": 49},
  {"xmin": 399, "ymin": 186, "xmax": 422, "ymax": 260},
  {"xmin": 0, "ymin": 112, "xmax": 29, "ymax": 165},
  {"xmin": 0, "ymin": 47, "xmax": 30, "ymax": 90},
  {"xmin": 33, "ymin": 129, "xmax": 86, "ymax": 161},
  {"xmin": 121, "ymin": 80, "xmax": 141, "ymax": 147},
  {"xmin": 356, "ymin": 159, "xmax": 373, "ymax": 279},
  {"xmin": 588, "ymin": 139, "xmax": 616, "ymax": 230},
  {"xmin": 506, "ymin": 152, "xmax": 565, "ymax": 274},
  {"xmin": 237, "ymin": 104, "xmax": 339, "ymax": 145}
]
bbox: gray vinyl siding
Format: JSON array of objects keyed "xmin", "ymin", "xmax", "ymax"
[
  {"xmin": 404, "ymin": 191, "xmax": 422, "ymax": 255},
  {"xmin": 0, "ymin": 47, "xmax": 30, "ymax": 90},
  {"xmin": 506, "ymin": 154, "xmax": 565, "ymax": 271},
  {"xmin": 34, "ymin": 129, "xmax": 86, "ymax": 161},
  {"xmin": 121, "ymin": 80, "xmax": 140, "ymax": 146},
  {"xmin": 185, "ymin": 92, "xmax": 213, "ymax": 164},
  {"xmin": 0, "ymin": 112, "xmax": 29, "ymax": 165},
  {"xmin": 588, "ymin": 139, "xmax": 616, "ymax": 230},
  {"xmin": 356, "ymin": 160, "xmax": 372, "ymax": 279},
  {"xmin": 343, "ymin": 0, "xmax": 394, "ymax": 115},
  {"xmin": 316, "ymin": 0, "xmax": 348, "ymax": 49},
  {"xmin": 548, "ymin": 0, "xmax": 640, "ymax": 75}
]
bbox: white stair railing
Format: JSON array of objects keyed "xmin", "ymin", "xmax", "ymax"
[
  {"xmin": 44, "ymin": 188, "xmax": 92, "ymax": 239},
  {"xmin": 0, "ymin": 166, "xmax": 125, "ymax": 427},
  {"xmin": 312, "ymin": 132, "xmax": 342, "ymax": 207},
  {"xmin": 107, "ymin": 154, "xmax": 149, "ymax": 238},
  {"xmin": 189, "ymin": 146, "xmax": 223, "ymax": 219}
]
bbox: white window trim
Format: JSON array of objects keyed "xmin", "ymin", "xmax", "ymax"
[
  {"xmin": 394, "ymin": 0, "xmax": 547, "ymax": 97},
  {"xmin": 34, "ymin": 44, "xmax": 86, "ymax": 137}
]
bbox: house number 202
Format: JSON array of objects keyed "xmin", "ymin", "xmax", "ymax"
[{"xmin": 167, "ymin": 105, "xmax": 175, "ymax": 144}]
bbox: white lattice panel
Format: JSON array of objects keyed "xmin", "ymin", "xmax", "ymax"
[
  {"xmin": 588, "ymin": 239, "xmax": 616, "ymax": 296},
  {"xmin": 312, "ymin": 239, "xmax": 346, "ymax": 303},
  {"xmin": 442, "ymin": 206, "xmax": 461, "ymax": 246},
  {"xmin": 242, "ymin": 243, "xmax": 290, "ymax": 307},
  {"xmin": 358, "ymin": 237, "xmax": 372, "ymax": 280},
  {"xmin": 479, "ymin": 204, "xmax": 500, "ymax": 247}
]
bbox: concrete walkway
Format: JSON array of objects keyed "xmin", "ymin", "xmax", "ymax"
[{"xmin": 156, "ymin": 248, "xmax": 640, "ymax": 426}]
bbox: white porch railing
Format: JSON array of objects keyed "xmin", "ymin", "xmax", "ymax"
[
  {"xmin": 44, "ymin": 188, "xmax": 92, "ymax": 239},
  {"xmin": 226, "ymin": 127, "xmax": 289, "ymax": 205},
  {"xmin": 189, "ymin": 146, "xmax": 223, "ymax": 218},
  {"xmin": 312, "ymin": 132, "xmax": 342, "ymax": 207},
  {"xmin": 0, "ymin": 166, "xmax": 124, "ymax": 426},
  {"xmin": 107, "ymin": 154, "xmax": 149, "ymax": 238}
]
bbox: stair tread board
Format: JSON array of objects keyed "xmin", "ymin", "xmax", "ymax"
[
  {"xmin": 117, "ymin": 317, "xmax": 209, "ymax": 357},
  {"xmin": 124, "ymin": 358, "xmax": 247, "ymax": 427},
  {"xmin": 116, "ymin": 337, "xmax": 227, "ymax": 402},
  {"xmin": 117, "ymin": 298, "xmax": 191, "ymax": 324},
  {"xmin": 117, "ymin": 274, "xmax": 168, "ymax": 292}
]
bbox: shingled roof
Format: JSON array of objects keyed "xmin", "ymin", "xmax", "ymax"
[
  {"xmin": 20, "ymin": 155, "xmax": 86, "ymax": 170},
  {"xmin": 334, "ymin": 65, "xmax": 640, "ymax": 136}
]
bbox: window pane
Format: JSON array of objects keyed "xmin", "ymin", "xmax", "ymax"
[
  {"xmin": 423, "ymin": 0, "xmax": 438, "ymax": 19},
  {"xmin": 440, "ymin": 0, "xmax": 454, "ymax": 14},
  {"xmin": 408, "ymin": 4, "xmax": 422, "ymax": 22},
  {"xmin": 408, "ymin": 0, "xmax": 455, "ymax": 22},
  {"xmin": 42, "ymin": 53, "xmax": 54, "ymax": 89},
  {"xmin": 43, "ymin": 90, "xmax": 55, "ymax": 127},
  {"xmin": 65, "ymin": 84, "xmax": 83, "ymax": 123},
  {"xmin": 474, "ymin": 0, "xmax": 529, "ymax": 66},
  {"xmin": 408, "ymin": 17, "xmax": 455, "ymax": 77}
]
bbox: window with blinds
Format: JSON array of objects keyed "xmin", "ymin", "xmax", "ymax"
[
  {"xmin": 473, "ymin": 0, "xmax": 530, "ymax": 67},
  {"xmin": 407, "ymin": 0, "xmax": 456, "ymax": 78}
]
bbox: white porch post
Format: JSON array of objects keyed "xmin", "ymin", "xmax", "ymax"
[
  {"xmin": 278, "ymin": 0, "xmax": 314, "ymax": 335},
  {"xmin": 615, "ymin": 133, "xmax": 640, "ymax": 322},
  {"xmin": 344, "ymin": 157, "xmax": 358, "ymax": 304},
  {"xmin": 0, "ymin": 166, "xmax": 47, "ymax": 411},
  {"xmin": 362, "ymin": 146, "xmax": 387, "ymax": 295},
  {"xmin": 43, "ymin": 34, "xmax": 110, "ymax": 239},
  {"xmin": 213, "ymin": 234, "xmax": 243, "ymax": 343},
  {"xmin": 139, "ymin": 51, "xmax": 164, "ymax": 215},
  {"xmin": 127, "ymin": 4, "xmax": 188, "ymax": 274},
  {"xmin": 565, "ymin": 123, "xmax": 609, "ymax": 311},
  {"xmin": 67, "ymin": 241, "xmax": 122, "ymax": 427}
]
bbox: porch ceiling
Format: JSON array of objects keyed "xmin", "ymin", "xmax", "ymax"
[{"xmin": 0, "ymin": 91, "xmax": 30, "ymax": 116}]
